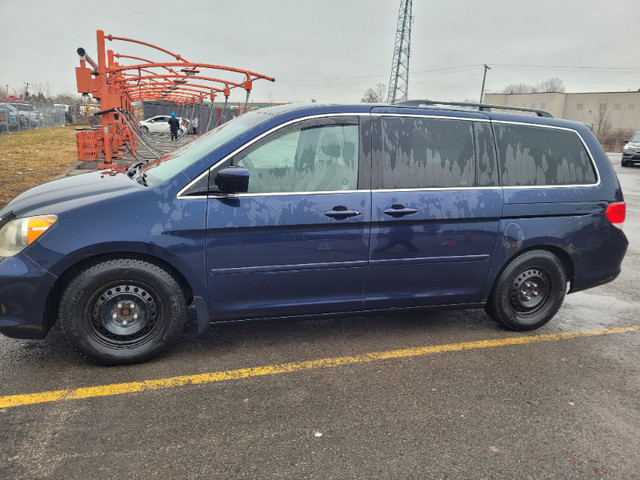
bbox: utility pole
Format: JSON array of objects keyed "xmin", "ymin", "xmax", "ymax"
[
  {"xmin": 23, "ymin": 82, "xmax": 31, "ymax": 98},
  {"xmin": 479, "ymin": 64, "xmax": 491, "ymax": 103},
  {"xmin": 387, "ymin": 0, "xmax": 413, "ymax": 103}
]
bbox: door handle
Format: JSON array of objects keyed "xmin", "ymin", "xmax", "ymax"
[
  {"xmin": 383, "ymin": 204, "xmax": 418, "ymax": 217},
  {"xmin": 325, "ymin": 206, "xmax": 362, "ymax": 219}
]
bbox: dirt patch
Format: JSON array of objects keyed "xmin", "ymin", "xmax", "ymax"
[{"xmin": 0, "ymin": 126, "xmax": 81, "ymax": 210}]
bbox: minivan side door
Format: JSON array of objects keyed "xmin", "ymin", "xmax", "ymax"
[
  {"xmin": 366, "ymin": 113, "xmax": 503, "ymax": 308},
  {"xmin": 205, "ymin": 115, "xmax": 372, "ymax": 320}
]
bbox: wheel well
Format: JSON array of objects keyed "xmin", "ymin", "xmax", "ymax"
[
  {"xmin": 43, "ymin": 253, "xmax": 195, "ymax": 333},
  {"xmin": 529, "ymin": 246, "xmax": 574, "ymax": 286},
  {"xmin": 488, "ymin": 245, "xmax": 575, "ymax": 300}
]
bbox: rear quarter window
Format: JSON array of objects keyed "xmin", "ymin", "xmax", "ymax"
[{"xmin": 494, "ymin": 123, "xmax": 597, "ymax": 186}]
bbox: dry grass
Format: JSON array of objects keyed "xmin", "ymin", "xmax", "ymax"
[{"xmin": 0, "ymin": 126, "xmax": 80, "ymax": 210}]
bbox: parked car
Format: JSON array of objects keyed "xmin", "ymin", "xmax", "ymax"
[
  {"xmin": 0, "ymin": 101, "xmax": 628, "ymax": 364},
  {"xmin": 0, "ymin": 103, "xmax": 19, "ymax": 131},
  {"xmin": 139, "ymin": 115, "xmax": 188, "ymax": 134},
  {"xmin": 621, "ymin": 130, "xmax": 640, "ymax": 167},
  {"xmin": 8, "ymin": 102, "xmax": 40, "ymax": 128}
]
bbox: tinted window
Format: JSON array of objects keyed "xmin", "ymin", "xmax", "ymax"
[
  {"xmin": 381, "ymin": 117, "xmax": 475, "ymax": 188},
  {"xmin": 495, "ymin": 123, "xmax": 597, "ymax": 186},
  {"xmin": 235, "ymin": 123, "xmax": 359, "ymax": 193}
]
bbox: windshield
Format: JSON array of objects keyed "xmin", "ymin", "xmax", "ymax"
[
  {"xmin": 143, "ymin": 110, "xmax": 268, "ymax": 185},
  {"xmin": 630, "ymin": 132, "xmax": 640, "ymax": 143}
]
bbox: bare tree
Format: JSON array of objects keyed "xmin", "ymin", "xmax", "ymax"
[
  {"xmin": 595, "ymin": 103, "xmax": 612, "ymax": 138},
  {"xmin": 361, "ymin": 83, "xmax": 386, "ymax": 103},
  {"xmin": 503, "ymin": 83, "xmax": 537, "ymax": 94},
  {"xmin": 536, "ymin": 77, "xmax": 565, "ymax": 93}
]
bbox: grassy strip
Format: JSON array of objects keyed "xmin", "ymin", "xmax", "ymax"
[{"xmin": 0, "ymin": 126, "xmax": 81, "ymax": 209}]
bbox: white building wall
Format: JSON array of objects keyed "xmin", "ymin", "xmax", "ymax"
[{"xmin": 484, "ymin": 91, "xmax": 640, "ymax": 133}]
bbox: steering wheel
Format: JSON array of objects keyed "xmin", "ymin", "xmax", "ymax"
[{"xmin": 238, "ymin": 156, "xmax": 265, "ymax": 193}]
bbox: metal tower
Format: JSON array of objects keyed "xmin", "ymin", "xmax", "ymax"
[{"xmin": 387, "ymin": 0, "xmax": 413, "ymax": 103}]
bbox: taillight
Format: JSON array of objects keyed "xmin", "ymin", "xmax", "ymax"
[{"xmin": 606, "ymin": 202, "xmax": 626, "ymax": 227}]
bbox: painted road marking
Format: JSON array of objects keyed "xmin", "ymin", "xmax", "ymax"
[{"xmin": 0, "ymin": 326, "xmax": 637, "ymax": 409}]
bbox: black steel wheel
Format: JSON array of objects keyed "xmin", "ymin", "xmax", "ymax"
[
  {"xmin": 59, "ymin": 258, "xmax": 186, "ymax": 365},
  {"xmin": 486, "ymin": 250, "xmax": 567, "ymax": 331}
]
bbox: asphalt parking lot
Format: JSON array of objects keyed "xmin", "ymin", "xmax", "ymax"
[{"xmin": 1, "ymin": 153, "xmax": 638, "ymax": 480}]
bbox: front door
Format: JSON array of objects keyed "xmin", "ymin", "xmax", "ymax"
[{"xmin": 205, "ymin": 115, "xmax": 371, "ymax": 320}]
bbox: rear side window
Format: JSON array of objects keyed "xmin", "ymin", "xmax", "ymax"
[
  {"xmin": 380, "ymin": 117, "xmax": 475, "ymax": 188},
  {"xmin": 494, "ymin": 123, "xmax": 597, "ymax": 186}
]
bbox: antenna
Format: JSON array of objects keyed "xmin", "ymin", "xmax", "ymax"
[{"xmin": 387, "ymin": 0, "xmax": 413, "ymax": 103}]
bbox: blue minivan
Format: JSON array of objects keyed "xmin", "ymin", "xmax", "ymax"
[{"xmin": 0, "ymin": 101, "xmax": 628, "ymax": 364}]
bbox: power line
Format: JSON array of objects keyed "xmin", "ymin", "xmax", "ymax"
[{"xmin": 492, "ymin": 64, "xmax": 640, "ymax": 73}]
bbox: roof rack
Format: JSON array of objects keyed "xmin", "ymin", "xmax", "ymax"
[{"xmin": 394, "ymin": 99, "xmax": 553, "ymax": 118}]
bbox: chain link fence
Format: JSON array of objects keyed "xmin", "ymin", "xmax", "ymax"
[
  {"xmin": 596, "ymin": 129, "xmax": 636, "ymax": 153},
  {"xmin": 1, "ymin": 99, "xmax": 69, "ymax": 133}
]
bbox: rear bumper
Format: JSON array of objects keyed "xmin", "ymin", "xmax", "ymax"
[
  {"xmin": 570, "ymin": 224, "xmax": 628, "ymax": 293},
  {"xmin": 0, "ymin": 255, "xmax": 56, "ymax": 339}
]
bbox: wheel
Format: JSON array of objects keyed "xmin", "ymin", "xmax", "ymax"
[
  {"xmin": 141, "ymin": 126, "xmax": 149, "ymax": 133},
  {"xmin": 486, "ymin": 250, "xmax": 567, "ymax": 331},
  {"xmin": 59, "ymin": 258, "xmax": 187, "ymax": 365}
]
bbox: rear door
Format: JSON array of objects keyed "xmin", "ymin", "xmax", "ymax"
[
  {"xmin": 366, "ymin": 112, "xmax": 502, "ymax": 308},
  {"xmin": 205, "ymin": 115, "xmax": 372, "ymax": 320}
]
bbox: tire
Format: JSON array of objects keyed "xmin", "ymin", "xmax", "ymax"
[
  {"xmin": 141, "ymin": 126, "xmax": 149, "ymax": 133},
  {"xmin": 486, "ymin": 250, "xmax": 567, "ymax": 331},
  {"xmin": 59, "ymin": 258, "xmax": 187, "ymax": 365}
]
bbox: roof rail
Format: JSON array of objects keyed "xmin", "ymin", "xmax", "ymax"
[{"xmin": 394, "ymin": 99, "xmax": 553, "ymax": 118}]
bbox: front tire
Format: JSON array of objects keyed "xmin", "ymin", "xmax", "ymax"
[
  {"xmin": 486, "ymin": 250, "xmax": 567, "ymax": 331},
  {"xmin": 59, "ymin": 258, "xmax": 187, "ymax": 365}
]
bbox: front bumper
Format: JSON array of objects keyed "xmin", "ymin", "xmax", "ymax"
[
  {"xmin": 622, "ymin": 152, "xmax": 640, "ymax": 165},
  {"xmin": 0, "ymin": 254, "xmax": 57, "ymax": 339}
]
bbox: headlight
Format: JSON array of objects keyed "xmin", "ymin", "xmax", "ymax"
[{"xmin": 0, "ymin": 215, "xmax": 57, "ymax": 257}]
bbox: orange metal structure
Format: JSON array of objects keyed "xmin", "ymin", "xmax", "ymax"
[{"xmin": 75, "ymin": 29, "xmax": 274, "ymax": 167}]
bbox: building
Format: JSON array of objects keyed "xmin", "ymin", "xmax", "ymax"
[{"xmin": 484, "ymin": 91, "xmax": 640, "ymax": 142}]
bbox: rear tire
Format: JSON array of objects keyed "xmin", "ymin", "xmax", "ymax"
[
  {"xmin": 59, "ymin": 258, "xmax": 186, "ymax": 365},
  {"xmin": 486, "ymin": 250, "xmax": 567, "ymax": 331}
]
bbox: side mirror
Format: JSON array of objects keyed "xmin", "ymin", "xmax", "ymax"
[{"xmin": 215, "ymin": 166, "xmax": 249, "ymax": 193}]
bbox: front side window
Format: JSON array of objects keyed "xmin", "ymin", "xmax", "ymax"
[
  {"xmin": 380, "ymin": 117, "xmax": 475, "ymax": 189},
  {"xmin": 494, "ymin": 123, "xmax": 597, "ymax": 186},
  {"xmin": 235, "ymin": 122, "xmax": 359, "ymax": 193}
]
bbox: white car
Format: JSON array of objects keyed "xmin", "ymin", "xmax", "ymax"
[{"xmin": 139, "ymin": 115, "xmax": 188, "ymax": 134}]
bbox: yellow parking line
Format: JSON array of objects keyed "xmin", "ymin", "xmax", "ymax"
[{"xmin": 1, "ymin": 326, "xmax": 637, "ymax": 409}]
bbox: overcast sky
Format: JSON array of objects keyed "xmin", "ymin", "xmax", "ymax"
[{"xmin": 1, "ymin": 0, "xmax": 639, "ymax": 105}]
